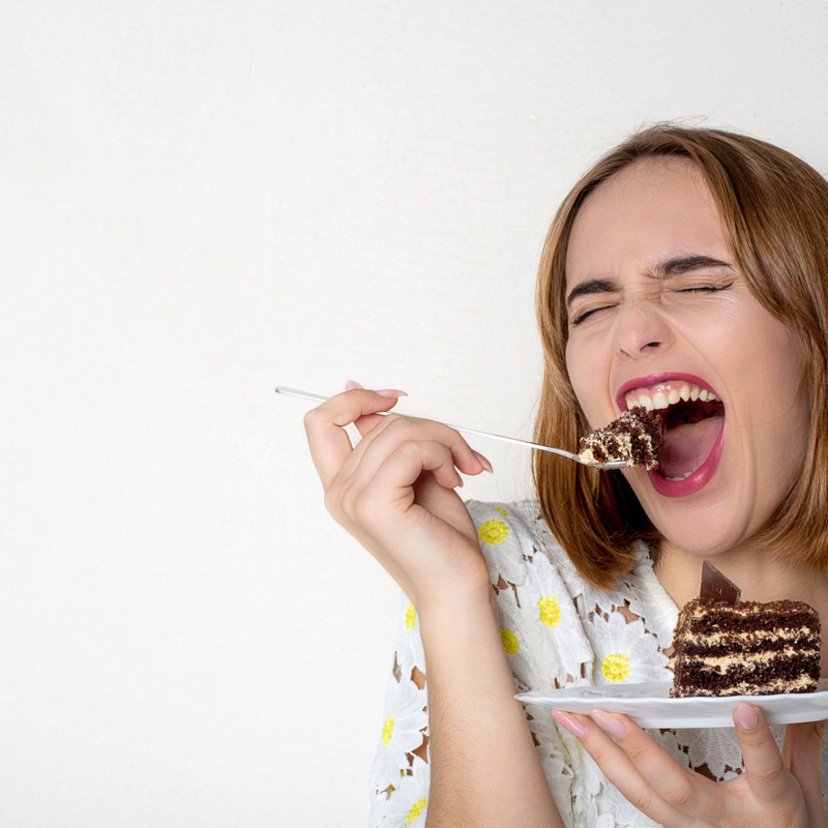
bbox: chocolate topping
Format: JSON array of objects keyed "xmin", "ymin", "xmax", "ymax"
[{"xmin": 578, "ymin": 407, "xmax": 663, "ymax": 470}]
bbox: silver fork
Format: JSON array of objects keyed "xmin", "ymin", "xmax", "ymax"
[{"xmin": 275, "ymin": 387, "xmax": 628, "ymax": 470}]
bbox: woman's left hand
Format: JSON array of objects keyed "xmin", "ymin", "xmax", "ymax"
[{"xmin": 552, "ymin": 704, "xmax": 827, "ymax": 827}]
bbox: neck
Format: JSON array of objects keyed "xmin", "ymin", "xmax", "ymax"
[{"xmin": 654, "ymin": 540, "xmax": 828, "ymax": 616}]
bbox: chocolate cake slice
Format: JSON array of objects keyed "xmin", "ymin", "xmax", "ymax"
[
  {"xmin": 577, "ymin": 407, "xmax": 663, "ymax": 470},
  {"xmin": 670, "ymin": 598, "xmax": 821, "ymax": 697}
]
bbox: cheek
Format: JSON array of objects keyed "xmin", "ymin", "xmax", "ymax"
[
  {"xmin": 752, "ymin": 337, "xmax": 809, "ymax": 455},
  {"xmin": 565, "ymin": 340, "xmax": 604, "ymax": 425},
  {"xmin": 720, "ymin": 314, "xmax": 809, "ymax": 475},
  {"xmin": 736, "ymin": 318, "xmax": 805, "ymax": 408}
]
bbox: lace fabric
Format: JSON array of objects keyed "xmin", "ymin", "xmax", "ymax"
[{"xmin": 367, "ymin": 500, "xmax": 828, "ymax": 826}]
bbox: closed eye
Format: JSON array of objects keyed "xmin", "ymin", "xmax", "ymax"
[
  {"xmin": 571, "ymin": 304, "xmax": 617, "ymax": 326},
  {"xmin": 674, "ymin": 283, "xmax": 733, "ymax": 294}
]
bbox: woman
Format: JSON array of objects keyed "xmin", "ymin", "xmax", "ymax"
[{"xmin": 304, "ymin": 125, "xmax": 828, "ymax": 827}]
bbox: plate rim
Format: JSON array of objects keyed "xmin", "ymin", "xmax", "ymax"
[{"xmin": 515, "ymin": 680, "xmax": 828, "ymax": 729}]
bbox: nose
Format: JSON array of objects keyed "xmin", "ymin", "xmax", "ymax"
[{"xmin": 613, "ymin": 300, "xmax": 672, "ymax": 359}]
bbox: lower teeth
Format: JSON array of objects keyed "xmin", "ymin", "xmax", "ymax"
[{"xmin": 665, "ymin": 472, "xmax": 693, "ymax": 482}]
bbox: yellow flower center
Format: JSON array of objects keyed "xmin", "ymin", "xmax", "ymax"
[
  {"xmin": 382, "ymin": 715, "xmax": 395, "ymax": 746},
  {"xmin": 404, "ymin": 798, "xmax": 428, "ymax": 824},
  {"xmin": 538, "ymin": 595, "xmax": 561, "ymax": 628},
  {"xmin": 500, "ymin": 628, "xmax": 520, "ymax": 655},
  {"xmin": 405, "ymin": 603, "xmax": 417, "ymax": 630},
  {"xmin": 478, "ymin": 519, "xmax": 509, "ymax": 545},
  {"xmin": 601, "ymin": 652, "xmax": 631, "ymax": 683}
]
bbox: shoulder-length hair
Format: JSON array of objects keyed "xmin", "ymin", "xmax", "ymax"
[{"xmin": 533, "ymin": 123, "xmax": 828, "ymax": 590}]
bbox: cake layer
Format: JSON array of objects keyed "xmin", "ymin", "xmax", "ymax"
[
  {"xmin": 672, "ymin": 674, "xmax": 818, "ymax": 698},
  {"xmin": 577, "ymin": 407, "xmax": 663, "ymax": 470},
  {"xmin": 670, "ymin": 597, "xmax": 822, "ymax": 698},
  {"xmin": 679, "ymin": 609, "xmax": 819, "ymax": 635}
]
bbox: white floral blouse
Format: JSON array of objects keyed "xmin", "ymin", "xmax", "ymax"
[{"xmin": 367, "ymin": 500, "xmax": 828, "ymax": 827}]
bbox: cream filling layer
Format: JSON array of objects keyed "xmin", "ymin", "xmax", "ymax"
[
  {"xmin": 578, "ymin": 436, "xmax": 637, "ymax": 467},
  {"xmin": 682, "ymin": 627, "xmax": 817, "ymax": 645},
  {"xmin": 676, "ymin": 647, "xmax": 819, "ymax": 673}
]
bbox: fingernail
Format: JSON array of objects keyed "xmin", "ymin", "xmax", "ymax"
[
  {"xmin": 734, "ymin": 702, "xmax": 760, "ymax": 731},
  {"xmin": 472, "ymin": 450, "xmax": 494, "ymax": 473},
  {"xmin": 590, "ymin": 708, "xmax": 627, "ymax": 740},
  {"xmin": 552, "ymin": 710, "xmax": 587, "ymax": 739},
  {"xmin": 345, "ymin": 380, "xmax": 364, "ymax": 391},
  {"xmin": 375, "ymin": 388, "xmax": 408, "ymax": 398}
]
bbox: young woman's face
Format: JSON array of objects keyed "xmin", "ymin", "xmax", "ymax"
[{"xmin": 564, "ymin": 157, "xmax": 809, "ymax": 556}]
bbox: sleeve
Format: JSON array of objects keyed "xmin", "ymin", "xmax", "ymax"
[
  {"xmin": 366, "ymin": 594, "xmax": 431, "ymax": 827},
  {"xmin": 466, "ymin": 500, "xmax": 594, "ymax": 828},
  {"xmin": 366, "ymin": 502, "xmax": 592, "ymax": 827}
]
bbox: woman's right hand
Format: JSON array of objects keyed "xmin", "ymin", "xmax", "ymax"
[{"xmin": 303, "ymin": 384, "xmax": 493, "ymax": 613}]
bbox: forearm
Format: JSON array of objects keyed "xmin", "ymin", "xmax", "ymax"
[{"xmin": 419, "ymin": 589, "xmax": 563, "ymax": 828}]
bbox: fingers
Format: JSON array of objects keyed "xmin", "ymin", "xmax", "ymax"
[
  {"xmin": 733, "ymin": 703, "xmax": 800, "ymax": 805},
  {"xmin": 345, "ymin": 380, "xmax": 407, "ymax": 437},
  {"xmin": 326, "ymin": 419, "xmax": 487, "ymax": 533},
  {"xmin": 551, "ymin": 710, "xmax": 690, "ymax": 826},
  {"xmin": 782, "ymin": 718, "xmax": 827, "ymax": 823},
  {"xmin": 341, "ymin": 438, "xmax": 467, "ymax": 541},
  {"xmin": 595, "ymin": 709, "xmax": 726, "ymax": 821},
  {"xmin": 303, "ymin": 386, "xmax": 404, "ymax": 487},
  {"xmin": 357, "ymin": 413, "xmax": 487, "ymax": 483},
  {"xmin": 554, "ymin": 703, "xmax": 823, "ymax": 826},
  {"xmin": 375, "ymin": 438, "xmax": 464, "ymax": 494},
  {"xmin": 783, "ymin": 717, "xmax": 825, "ymax": 780},
  {"xmin": 304, "ymin": 384, "xmax": 492, "ymax": 492}
]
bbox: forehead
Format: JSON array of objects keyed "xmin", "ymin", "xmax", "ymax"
[{"xmin": 565, "ymin": 157, "xmax": 728, "ymax": 284}]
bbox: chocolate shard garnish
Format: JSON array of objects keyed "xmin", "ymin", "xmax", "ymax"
[{"xmin": 699, "ymin": 560, "xmax": 741, "ymax": 604}]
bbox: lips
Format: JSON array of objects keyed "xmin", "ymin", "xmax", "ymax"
[{"xmin": 617, "ymin": 373, "xmax": 725, "ymax": 497}]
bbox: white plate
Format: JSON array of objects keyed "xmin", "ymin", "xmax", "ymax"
[{"xmin": 516, "ymin": 679, "xmax": 828, "ymax": 728}]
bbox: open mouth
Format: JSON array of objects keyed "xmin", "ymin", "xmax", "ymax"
[{"xmin": 622, "ymin": 379, "xmax": 725, "ymax": 483}]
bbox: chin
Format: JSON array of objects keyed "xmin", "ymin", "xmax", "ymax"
[
  {"xmin": 650, "ymin": 505, "xmax": 757, "ymax": 558},
  {"xmin": 635, "ymin": 485, "xmax": 748, "ymax": 555},
  {"xmin": 658, "ymin": 531, "xmax": 737, "ymax": 558}
]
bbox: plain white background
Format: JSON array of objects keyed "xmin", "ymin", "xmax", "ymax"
[{"xmin": 3, "ymin": 2, "xmax": 828, "ymax": 825}]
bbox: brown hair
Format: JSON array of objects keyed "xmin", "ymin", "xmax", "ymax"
[{"xmin": 533, "ymin": 123, "xmax": 828, "ymax": 590}]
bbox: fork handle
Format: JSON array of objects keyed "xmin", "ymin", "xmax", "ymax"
[{"xmin": 274, "ymin": 386, "xmax": 583, "ymax": 458}]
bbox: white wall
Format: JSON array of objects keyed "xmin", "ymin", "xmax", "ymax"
[{"xmin": 3, "ymin": 2, "xmax": 828, "ymax": 825}]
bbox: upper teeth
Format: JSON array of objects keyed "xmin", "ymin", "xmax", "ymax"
[{"xmin": 625, "ymin": 381, "xmax": 718, "ymax": 412}]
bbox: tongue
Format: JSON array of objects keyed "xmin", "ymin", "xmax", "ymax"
[{"xmin": 657, "ymin": 415, "xmax": 723, "ymax": 479}]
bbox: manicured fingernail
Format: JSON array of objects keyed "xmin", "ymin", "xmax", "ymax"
[
  {"xmin": 472, "ymin": 450, "xmax": 493, "ymax": 473},
  {"xmin": 590, "ymin": 708, "xmax": 627, "ymax": 740},
  {"xmin": 375, "ymin": 388, "xmax": 408, "ymax": 398},
  {"xmin": 552, "ymin": 710, "xmax": 587, "ymax": 739},
  {"xmin": 345, "ymin": 380, "xmax": 364, "ymax": 390},
  {"xmin": 734, "ymin": 703, "xmax": 760, "ymax": 731}
]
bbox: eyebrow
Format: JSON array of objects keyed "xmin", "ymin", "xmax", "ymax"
[{"xmin": 565, "ymin": 255, "xmax": 733, "ymax": 308}]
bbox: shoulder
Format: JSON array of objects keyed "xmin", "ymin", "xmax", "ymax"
[
  {"xmin": 466, "ymin": 500, "xmax": 597, "ymax": 690},
  {"xmin": 465, "ymin": 499, "xmax": 582, "ymax": 590},
  {"xmin": 466, "ymin": 500, "xmax": 670, "ymax": 638}
]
